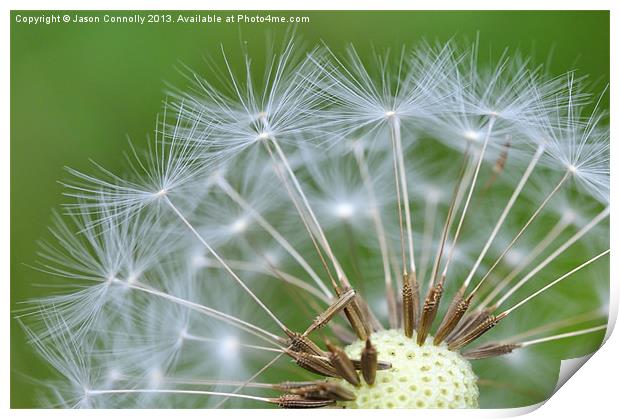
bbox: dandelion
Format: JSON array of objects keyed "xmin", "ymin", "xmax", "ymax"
[{"xmin": 20, "ymin": 38, "xmax": 609, "ymax": 409}]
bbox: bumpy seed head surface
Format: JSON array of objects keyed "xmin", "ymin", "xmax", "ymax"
[{"xmin": 334, "ymin": 329, "xmax": 479, "ymax": 408}]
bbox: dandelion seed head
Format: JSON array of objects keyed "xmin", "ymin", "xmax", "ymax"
[
  {"xmin": 21, "ymin": 36, "xmax": 609, "ymax": 409},
  {"xmin": 335, "ymin": 330, "xmax": 479, "ymax": 408}
]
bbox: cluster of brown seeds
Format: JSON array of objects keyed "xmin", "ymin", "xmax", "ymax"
[{"xmin": 257, "ymin": 274, "xmax": 512, "ymax": 408}]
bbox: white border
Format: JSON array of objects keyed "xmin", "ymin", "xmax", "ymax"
[{"xmin": 3, "ymin": 1, "xmax": 617, "ymax": 418}]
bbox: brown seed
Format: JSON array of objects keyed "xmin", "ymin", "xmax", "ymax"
[
  {"xmin": 288, "ymin": 350, "xmax": 339, "ymax": 377},
  {"xmin": 417, "ymin": 282, "xmax": 444, "ymax": 345},
  {"xmin": 326, "ymin": 339, "xmax": 360, "ymax": 386},
  {"xmin": 446, "ymin": 307, "xmax": 492, "ymax": 344},
  {"xmin": 290, "ymin": 382, "xmax": 356, "ymax": 401},
  {"xmin": 402, "ymin": 275, "xmax": 414, "ymax": 338},
  {"xmin": 482, "ymin": 137, "xmax": 511, "ymax": 192},
  {"xmin": 275, "ymin": 381, "xmax": 319, "ymax": 391},
  {"xmin": 272, "ymin": 394, "xmax": 335, "ymax": 408},
  {"xmin": 306, "ymin": 288, "xmax": 356, "ymax": 334},
  {"xmin": 351, "ymin": 358, "xmax": 392, "ymax": 371},
  {"xmin": 338, "ymin": 287, "xmax": 369, "ymax": 340},
  {"xmin": 286, "ymin": 330, "xmax": 324, "ymax": 356},
  {"xmin": 360, "ymin": 338, "xmax": 378, "ymax": 385},
  {"xmin": 343, "ymin": 305, "xmax": 367, "ymax": 340},
  {"xmin": 433, "ymin": 290, "xmax": 472, "ymax": 345},
  {"xmin": 462, "ymin": 342, "xmax": 521, "ymax": 360},
  {"xmin": 448, "ymin": 312, "xmax": 507, "ymax": 351},
  {"xmin": 356, "ymin": 295, "xmax": 384, "ymax": 332},
  {"xmin": 352, "ymin": 294, "xmax": 374, "ymax": 336}
]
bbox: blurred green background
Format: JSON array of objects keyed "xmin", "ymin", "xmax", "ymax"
[{"xmin": 11, "ymin": 10, "xmax": 609, "ymax": 408}]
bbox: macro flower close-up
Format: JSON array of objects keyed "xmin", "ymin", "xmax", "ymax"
[{"xmin": 10, "ymin": 9, "xmax": 611, "ymax": 411}]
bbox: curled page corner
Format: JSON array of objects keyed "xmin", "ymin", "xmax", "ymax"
[
  {"xmin": 502, "ymin": 314, "xmax": 615, "ymax": 416},
  {"xmin": 531, "ymin": 312, "xmax": 616, "ymax": 412},
  {"xmin": 490, "ymin": 353, "xmax": 596, "ymax": 417},
  {"xmin": 551, "ymin": 310, "xmax": 617, "ymax": 394},
  {"xmin": 554, "ymin": 353, "xmax": 594, "ymax": 392},
  {"xmin": 492, "ymin": 402, "xmax": 544, "ymax": 417}
]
